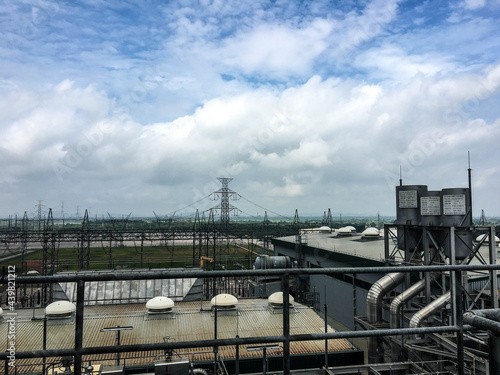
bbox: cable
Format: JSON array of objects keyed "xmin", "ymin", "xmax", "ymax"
[{"xmin": 239, "ymin": 195, "xmax": 292, "ymax": 220}]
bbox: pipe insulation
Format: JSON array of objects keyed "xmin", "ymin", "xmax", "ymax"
[
  {"xmin": 367, "ymin": 272, "xmax": 405, "ymax": 324},
  {"xmin": 409, "ymin": 291, "xmax": 451, "ymax": 333},
  {"xmin": 367, "ymin": 272, "xmax": 405, "ymax": 364},
  {"xmin": 390, "ymin": 273, "xmax": 440, "ymax": 329}
]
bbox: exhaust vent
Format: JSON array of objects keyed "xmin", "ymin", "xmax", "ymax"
[
  {"xmin": 211, "ymin": 294, "xmax": 238, "ymax": 315},
  {"xmin": 146, "ymin": 296, "xmax": 174, "ymax": 315},
  {"xmin": 45, "ymin": 301, "xmax": 76, "ymax": 320},
  {"xmin": 268, "ymin": 292, "xmax": 295, "ymax": 313},
  {"xmin": 362, "ymin": 227, "xmax": 380, "ymax": 238}
]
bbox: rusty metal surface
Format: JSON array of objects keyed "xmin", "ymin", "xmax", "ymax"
[{"xmin": 1, "ymin": 299, "xmax": 358, "ymax": 373}]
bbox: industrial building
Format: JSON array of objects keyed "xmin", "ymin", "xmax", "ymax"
[{"xmin": 2, "ymin": 182, "xmax": 500, "ymax": 375}]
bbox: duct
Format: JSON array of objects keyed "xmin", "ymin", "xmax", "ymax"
[
  {"xmin": 367, "ymin": 272, "xmax": 405, "ymax": 324},
  {"xmin": 390, "ymin": 273, "xmax": 439, "ymax": 362},
  {"xmin": 390, "ymin": 273, "xmax": 439, "ymax": 329},
  {"xmin": 464, "ymin": 309, "xmax": 500, "ymax": 375},
  {"xmin": 409, "ymin": 291, "xmax": 451, "ymax": 334},
  {"xmin": 367, "ymin": 272, "xmax": 405, "ymax": 364}
]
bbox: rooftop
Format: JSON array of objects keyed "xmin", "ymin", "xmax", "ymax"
[{"xmin": 1, "ymin": 299, "xmax": 361, "ymax": 373}]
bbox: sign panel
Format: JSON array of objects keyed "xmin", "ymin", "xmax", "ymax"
[
  {"xmin": 399, "ymin": 190, "xmax": 418, "ymax": 208},
  {"xmin": 421, "ymin": 196, "xmax": 441, "ymax": 216},
  {"xmin": 443, "ymin": 194, "xmax": 466, "ymax": 215}
]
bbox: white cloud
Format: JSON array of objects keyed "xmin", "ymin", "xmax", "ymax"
[
  {"xmin": 1, "ymin": 1, "xmax": 500, "ymax": 217},
  {"xmin": 220, "ymin": 18, "xmax": 333, "ymax": 77}
]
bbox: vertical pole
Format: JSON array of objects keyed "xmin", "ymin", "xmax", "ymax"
[
  {"xmin": 282, "ymin": 274, "xmax": 290, "ymax": 375},
  {"xmin": 352, "ymin": 274, "xmax": 357, "ymax": 331},
  {"xmin": 116, "ymin": 330, "xmax": 121, "ymax": 365},
  {"xmin": 324, "ymin": 302, "xmax": 328, "ymax": 369},
  {"xmin": 214, "ymin": 302, "xmax": 218, "ymax": 375},
  {"xmin": 263, "ymin": 346, "xmax": 268, "ymax": 375},
  {"xmin": 74, "ymin": 279, "xmax": 85, "ymax": 375},
  {"xmin": 489, "ymin": 226, "xmax": 498, "ymax": 308},
  {"xmin": 423, "ymin": 228, "xmax": 431, "ymax": 305},
  {"xmin": 235, "ymin": 334, "xmax": 240, "ymax": 375},
  {"xmin": 456, "ymin": 269, "xmax": 464, "ymax": 375},
  {"xmin": 42, "ymin": 316, "xmax": 47, "ymax": 375},
  {"xmin": 450, "ymin": 227, "xmax": 457, "ymax": 325}
]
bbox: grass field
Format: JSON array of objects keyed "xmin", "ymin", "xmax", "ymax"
[{"xmin": 1, "ymin": 243, "xmax": 265, "ymax": 273}]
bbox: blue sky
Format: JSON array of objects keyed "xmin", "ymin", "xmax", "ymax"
[{"xmin": 1, "ymin": 0, "xmax": 500, "ymax": 219}]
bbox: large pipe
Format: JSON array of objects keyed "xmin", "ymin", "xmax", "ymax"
[
  {"xmin": 409, "ymin": 291, "xmax": 451, "ymax": 334},
  {"xmin": 367, "ymin": 273, "xmax": 405, "ymax": 324},
  {"xmin": 464, "ymin": 309, "xmax": 500, "ymax": 374},
  {"xmin": 367, "ymin": 272, "xmax": 405, "ymax": 363},
  {"xmin": 390, "ymin": 273, "xmax": 439, "ymax": 362},
  {"xmin": 390, "ymin": 273, "xmax": 439, "ymax": 329}
]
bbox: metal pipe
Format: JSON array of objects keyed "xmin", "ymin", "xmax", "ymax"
[
  {"xmin": 463, "ymin": 312, "xmax": 500, "ymax": 336},
  {"xmin": 367, "ymin": 272, "xmax": 405, "ymax": 363},
  {"xmin": 13, "ymin": 264, "xmax": 500, "ymax": 284},
  {"xmin": 390, "ymin": 273, "xmax": 439, "ymax": 329},
  {"xmin": 0, "ymin": 325, "xmax": 470, "ymax": 361},
  {"xmin": 464, "ymin": 309, "xmax": 500, "ymax": 374},
  {"xmin": 367, "ymin": 273, "xmax": 405, "ymax": 324},
  {"xmin": 409, "ymin": 291, "xmax": 451, "ymax": 335}
]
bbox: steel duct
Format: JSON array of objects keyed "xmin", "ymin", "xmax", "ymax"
[
  {"xmin": 390, "ymin": 273, "xmax": 439, "ymax": 329},
  {"xmin": 367, "ymin": 272, "xmax": 405, "ymax": 324},
  {"xmin": 464, "ymin": 309, "xmax": 500, "ymax": 374},
  {"xmin": 367, "ymin": 272, "xmax": 405, "ymax": 363},
  {"xmin": 409, "ymin": 291, "xmax": 451, "ymax": 334}
]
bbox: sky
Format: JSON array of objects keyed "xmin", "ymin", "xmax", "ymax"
[{"xmin": 1, "ymin": 0, "xmax": 500, "ymax": 221}]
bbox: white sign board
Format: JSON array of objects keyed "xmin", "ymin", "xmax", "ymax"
[
  {"xmin": 443, "ymin": 194, "xmax": 466, "ymax": 215},
  {"xmin": 399, "ymin": 190, "xmax": 418, "ymax": 208},
  {"xmin": 421, "ymin": 196, "xmax": 441, "ymax": 216}
]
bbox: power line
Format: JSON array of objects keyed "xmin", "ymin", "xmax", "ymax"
[{"xmin": 239, "ymin": 195, "xmax": 292, "ymax": 220}]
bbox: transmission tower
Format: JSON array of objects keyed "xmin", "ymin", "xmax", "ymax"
[
  {"xmin": 210, "ymin": 177, "xmax": 241, "ymax": 231},
  {"xmin": 322, "ymin": 208, "xmax": 333, "ymax": 228},
  {"xmin": 479, "ymin": 209, "xmax": 487, "ymax": 225}
]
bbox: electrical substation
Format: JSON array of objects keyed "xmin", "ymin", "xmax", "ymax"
[{"xmin": 1, "ymin": 177, "xmax": 500, "ymax": 375}]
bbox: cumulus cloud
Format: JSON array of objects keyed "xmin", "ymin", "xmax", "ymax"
[{"xmin": 1, "ymin": 0, "xmax": 500, "ymax": 218}]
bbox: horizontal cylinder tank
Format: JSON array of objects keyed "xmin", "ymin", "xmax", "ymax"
[{"xmin": 254, "ymin": 255, "xmax": 292, "ymax": 270}]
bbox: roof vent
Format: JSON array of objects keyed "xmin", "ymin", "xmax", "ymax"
[
  {"xmin": 45, "ymin": 301, "xmax": 76, "ymax": 320},
  {"xmin": 475, "ymin": 234, "xmax": 500, "ymax": 244},
  {"xmin": 211, "ymin": 294, "xmax": 238, "ymax": 315},
  {"xmin": 146, "ymin": 296, "xmax": 175, "ymax": 315},
  {"xmin": 338, "ymin": 227, "xmax": 352, "ymax": 236},
  {"xmin": 362, "ymin": 227, "xmax": 380, "ymax": 238},
  {"xmin": 268, "ymin": 292, "xmax": 296, "ymax": 313}
]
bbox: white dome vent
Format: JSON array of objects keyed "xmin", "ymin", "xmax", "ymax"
[
  {"xmin": 211, "ymin": 294, "xmax": 238, "ymax": 315},
  {"xmin": 362, "ymin": 227, "xmax": 380, "ymax": 238},
  {"xmin": 45, "ymin": 301, "xmax": 76, "ymax": 319},
  {"xmin": 345, "ymin": 226, "xmax": 356, "ymax": 233},
  {"xmin": 211, "ymin": 294, "xmax": 238, "ymax": 308},
  {"xmin": 475, "ymin": 234, "xmax": 500, "ymax": 244},
  {"xmin": 146, "ymin": 296, "xmax": 175, "ymax": 314},
  {"xmin": 268, "ymin": 292, "xmax": 296, "ymax": 313},
  {"xmin": 338, "ymin": 227, "xmax": 352, "ymax": 236}
]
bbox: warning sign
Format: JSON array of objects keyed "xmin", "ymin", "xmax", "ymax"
[
  {"xmin": 399, "ymin": 190, "xmax": 418, "ymax": 208},
  {"xmin": 443, "ymin": 195, "xmax": 466, "ymax": 215},
  {"xmin": 421, "ymin": 196, "xmax": 441, "ymax": 216}
]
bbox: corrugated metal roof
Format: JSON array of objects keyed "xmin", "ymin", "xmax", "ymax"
[
  {"xmin": 59, "ymin": 271, "xmax": 198, "ymax": 305},
  {"xmin": 1, "ymin": 299, "xmax": 359, "ymax": 373}
]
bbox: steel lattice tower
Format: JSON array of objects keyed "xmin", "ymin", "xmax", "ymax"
[{"xmin": 212, "ymin": 177, "xmax": 240, "ymax": 229}]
